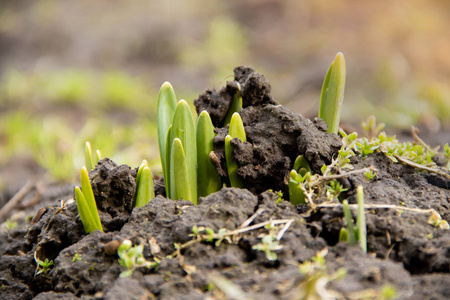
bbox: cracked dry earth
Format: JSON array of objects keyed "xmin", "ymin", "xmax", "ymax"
[{"xmin": 1, "ymin": 66, "xmax": 450, "ymax": 299}]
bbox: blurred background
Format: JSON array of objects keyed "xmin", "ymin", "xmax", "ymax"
[{"xmin": 0, "ymin": 0, "xmax": 449, "ymax": 192}]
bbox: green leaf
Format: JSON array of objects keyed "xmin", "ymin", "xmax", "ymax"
[
  {"xmin": 157, "ymin": 82, "xmax": 177, "ymax": 188},
  {"xmin": 134, "ymin": 166, "xmax": 154, "ymax": 208},
  {"xmin": 223, "ymin": 83, "xmax": 242, "ymax": 126},
  {"xmin": 80, "ymin": 166, "xmax": 103, "ymax": 232},
  {"xmin": 74, "ymin": 186, "xmax": 98, "ymax": 234},
  {"xmin": 169, "ymin": 138, "xmax": 194, "ymax": 203},
  {"xmin": 95, "ymin": 150, "xmax": 101, "ymax": 162},
  {"xmin": 342, "ymin": 200, "xmax": 356, "ymax": 245},
  {"xmin": 339, "ymin": 228, "xmax": 348, "ymax": 243},
  {"xmin": 225, "ymin": 135, "xmax": 244, "ymax": 188},
  {"xmin": 355, "ymin": 185, "xmax": 367, "ymax": 252},
  {"xmin": 196, "ymin": 111, "xmax": 222, "ymax": 197},
  {"xmin": 319, "ymin": 52, "xmax": 346, "ymax": 134},
  {"xmin": 135, "ymin": 160, "xmax": 148, "ymax": 189},
  {"xmin": 170, "ymin": 100, "xmax": 197, "ymax": 201},
  {"xmin": 85, "ymin": 142, "xmax": 94, "ymax": 171}
]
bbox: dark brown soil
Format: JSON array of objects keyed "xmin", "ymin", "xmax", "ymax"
[{"xmin": 1, "ymin": 67, "xmax": 450, "ymax": 299}]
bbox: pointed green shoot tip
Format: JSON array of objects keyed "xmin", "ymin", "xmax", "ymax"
[
  {"xmin": 169, "ymin": 138, "xmax": 194, "ymax": 203},
  {"xmin": 225, "ymin": 135, "xmax": 244, "ymax": 188},
  {"xmin": 96, "ymin": 150, "xmax": 101, "ymax": 162},
  {"xmin": 74, "ymin": 186, "xmax": 99, "ymax": 234},
  {"xmin": 356, "ymin": 185, "xmax": 367, "ymax": 253},
  {"xmin": 223, "ymin": 83, "xmax": 243, "ymax": 126},
  {"xmin": 342, "ymin": 200, "xmax": 356, "ymax": 245},
  {"xmin": 134, "ymin": 166, "xmax": 154, "ymax": 208},
  {"xmin": 157, "ymin": 81, "xmax": 177, "ymax": 189},
  {"xmin": 85, "ymin": 142, "xmax": 94, "ymax": 171},
  {"xmin": 319, "ymin": 52, "xmax": 346, "ymax": 134},
  {"xmin": 80, "ymin": 167, "xmax": 103, "ymax": 232},
  {"xmin": 170, "ymin": 99, "xmax": 197, "ymax": 201},
  {"xmin": 229, "ymin": 113, "xmax": 246, "ymax": 142},
  {"xmin": 293, "ymin": 155, "xmax": 311, "ymax": 173},
  {"xmin": 197, "ymin": 110, "xmax": 221, "ymax": 197}
]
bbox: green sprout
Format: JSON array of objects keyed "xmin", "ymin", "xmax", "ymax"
[
  {"xmin": 428, "ymin": 211, "xmax": 450, "ymax": 230},
  {"xmin": 319, "ymin": 52, "xmax": 346, "ymax": 134},
  {"xmin": 118, "ymin": 240, "xmax": 159, "ymax": 278},
  {"xmin": 157, "ymin": 82, "xmax": 177, "ymax": 187},
  {"xmin": 34, "ymin": 252, "xmax": 54, "ymax": 277},
  {"xmin": 339, "ymin": 185, "xmax": 367, "ymax": 252},
  {"xmin": 223, "ymin": 83, "xmax": 242, "ymax": 126},
  {"xmin": 252, "ymin": 223, "xmax": 283, "ymax": 261},
  {"xmin": 133, "ymin": 160, "xmax": 155, "ymax": 208},
  {"xmin": 85, "ymin": 141, "xmax": 101, "ymax": 171},
  {"xmin": 327, "ymin": 180, "xmax": 348, "ymax": 199},
  {"xmin": 196, "ymin": 111, "xmax": 222, "ymax": 197},
  {"xmin": 74, "ymin": 166, "xmax": 103, "ymax": 234},
  {"xmin": 289, "ymin": 155, "xmax": 311, "ymax": 205},
  {"xmin": 225, "ymin": 113, "xmax": 246, "ymax": 188},
  {"xmin": 72, "ymin": 253, "xmax": 82, "ymax": 262}
]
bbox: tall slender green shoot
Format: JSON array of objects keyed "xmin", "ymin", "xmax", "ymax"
[
  {"xmin": 169, "ymin": 138, "xmax": 194, "ymax": 203},
  {"xmin": 339, "ymin": 185, "xmax": 366, "ymax": 252},
  {"xmin": 157, "ymin": 82, "xmax": 177, "ymax": 188},
  {"xmin": 223, "ymin": 83, "xmax": 242, "ymax": 126},
  {"xmin": 74, "ymin": 166, "xmax": 103, "ymax": 234},
  {"xmin": 197, "ymin": 111, "xmax": 222, "ymax": 197},
  {"xmin": 85, "ymin": 141, "xmax": 101, "ymax": 170},
  {"xmin": 165, "ymin": 100, "xmax": 197, "ymax": 202},
  {"xmin": 225, "ymin": 113, "xmax": 246, "ymax": 188},
  {"xmin": 319, "ymin": 52, "xmax": 346, "ymax": 134},
  {"xmin": 133, "ymin": 160, "xmax": 155, "ymax": 208}
]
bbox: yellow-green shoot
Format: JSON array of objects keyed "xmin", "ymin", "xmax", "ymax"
[
  {"xmin": 319, "ymin": 52, "xmax": 346, "ymax": 134},
  {"xmin": 74, "ymin": 166, "xmax": 103, "ymax": 234},
  {"xmin": 339, "ymin": 185, "xmax": 367, "ymax": 252},
  {"xmin": 157, "ymin": 82, "xmax": 177, "ymax": 188},
  {"xmin": 289, "ymin": 155, "xmax": 311, "ymax": 205},
  {"xmin": 197, "ymin": 111, "xmax": 222, "ymax": 197},
  {"xmin": 165, "ymin": 100, "xmax": 197, "ymax": 203},
  {"xmin": 85, "ymin": 141, "xmax": 102, "ymax": 171},
  {"xmin": 225, "ymin": 113, "xmax": 246, "ymax": 188},
  {"xmin": 133, "ymin": 160, "xmax": 155, "ymax": 208},
  {"xmin": 223, "ymin": 83, "xmax": 242, "ymax": 126}
]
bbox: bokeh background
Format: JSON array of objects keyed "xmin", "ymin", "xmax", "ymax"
[{"xmin": 1, "ymin": 0, "xmax": 449, "ymax": 192}]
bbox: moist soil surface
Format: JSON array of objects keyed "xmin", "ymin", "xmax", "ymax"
[{"xmin": 1, "ymin": 67, "xmax": 450, "ymax": 299}]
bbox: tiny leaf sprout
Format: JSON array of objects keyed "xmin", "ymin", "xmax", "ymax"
[
  {"xmin": 289, "ymin": 155, "xmax": 311, "ymax": 205},
  {"xmin": 428, "ymin": 211, "xmax": 450, "ymax": 230},
  {"xmin": 117, "ymin": 239, "xmax": 158, "ymax": 278},
  {"xmin": 34, "ymin": 252, "xmax": 53, "ymax": 277}
]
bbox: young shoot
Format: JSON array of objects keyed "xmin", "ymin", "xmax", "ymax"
[
  {"xmin": 118, "ymin": 239, "xmax": 158, "ymax": 278},
  {"xmin": 85, "ymin": 141, "xmax": 101, "ymax": 170},
  {"xmin": 225, "ymin": 113, "xmax": 246, "ymax": 188},
  {"xmin": 133, "ymin": 160, "xmax": 155, "ymax": 208},
  {"xmin": 289, "ymin": 155, "xmax": 311, "ymax": 205},
  {"xmin": 74, "ymin": 166, "xmax": 103, "ymax": 234},
  {"xmin": 319, "ymin": 52, "xmax": 346, "ymax": 134},
  {"xmin": 339, "ymin": 185, "xmax": 367, "ymax": 252},
  {"xmin": 34, "ymin": 252, "xmax": 53, "ymax": 277}
]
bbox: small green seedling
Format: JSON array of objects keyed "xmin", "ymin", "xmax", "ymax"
[
  {"xmin": 252, "ymin": 223, "xmax": 283, "ymax": 261},
  {"xmin": 428, "ymin": 211, "xmax": 450, "ymax": 230},
  {"xmin": 74, "ymin": 166, "xmax": 103, "ymax": 234},
  {"xmin": 34, "ymin": 252, "xmax": 53, "ymax": 277},
  {"xmin": 85, "ymin": 141, "xmax": 101, "ymax": 170},
  {"xmin": 223, "ymin": 83, "xmax": 242, "ymax": 126},
  {"xmin": 319, "ymin": 52, "xmax": 346, "ymax": 134},
  {"xmin": 289, "ymin": 155, "xmax": 311, "ymax": 205},
  {"xmin": 225, "ymin": 113, "xmax": 246, "ymax": 188},
  {"xmin": 196, "ymin": 111, "xmax": 222, "ymax": 197},
  {"xmin": 72, "ymin": 253, "xmax": 82, "ymax": 262},
  {"xmin": 118, "ymin": 239, "xmax": 158, "ymax": 278},
  {"xmin": 327, "ymin": 180, "xmax": 348, "ymax": 200},
  {"xmin": 133, "ymin": 160, "xmax": 155, "ymax": 208},
  {"xmin": 339, "ymin": 185, "xmax": 367, "ymax": 252}
]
